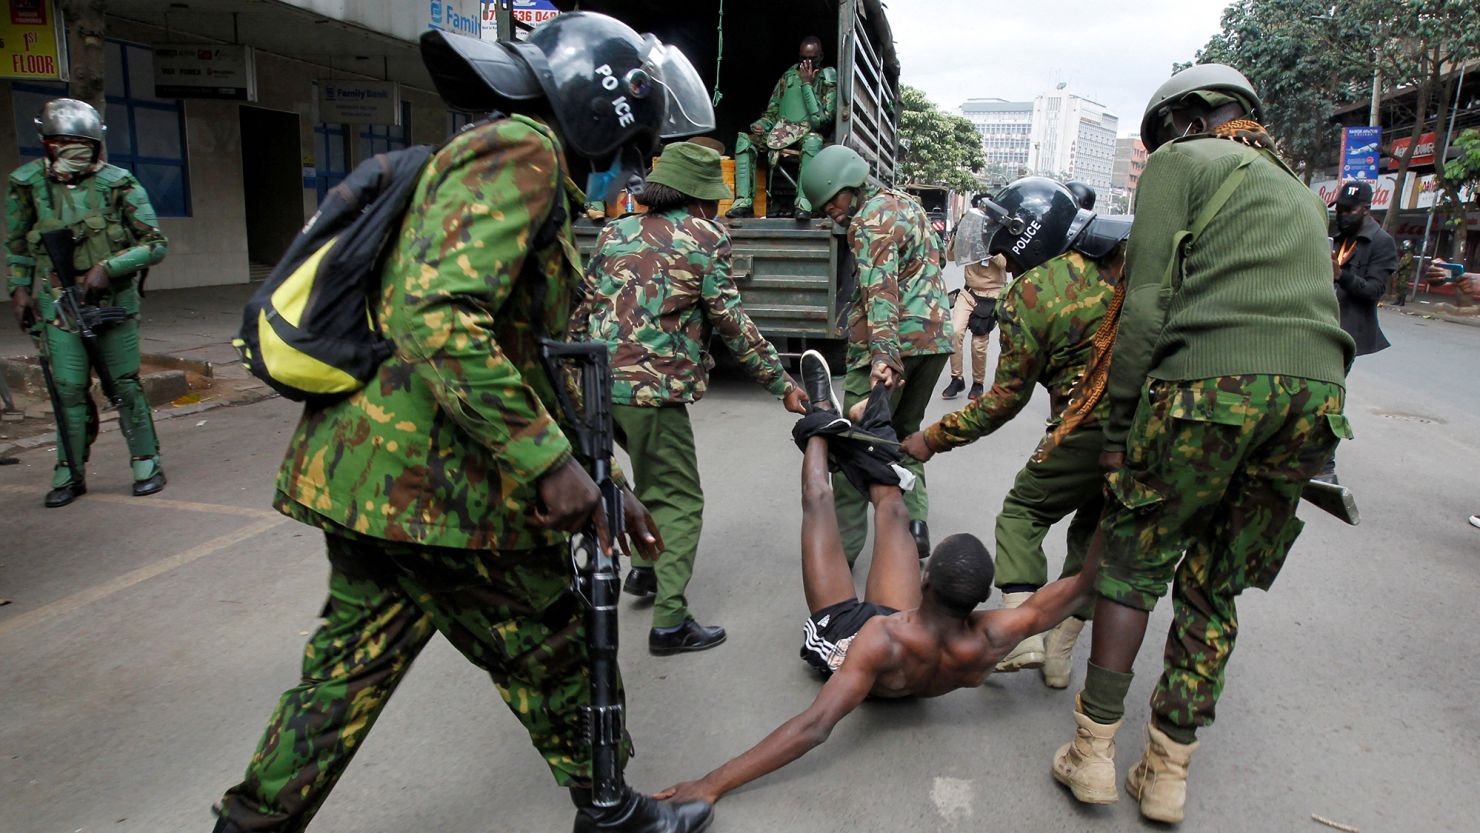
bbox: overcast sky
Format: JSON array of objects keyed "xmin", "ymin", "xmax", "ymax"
[{"xmin": 884, "ymin": 0, "xmax": 1230, "ymax": 137}]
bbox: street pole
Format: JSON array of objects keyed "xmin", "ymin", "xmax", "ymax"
[{"xmin": 1411, "ymin": 62, "xmax": 1467, "ymax": 304}]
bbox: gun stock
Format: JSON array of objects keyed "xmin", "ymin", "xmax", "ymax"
[{"xmin": 1300, "ymin": 479, "xmax": 1359, "ymax": 525}]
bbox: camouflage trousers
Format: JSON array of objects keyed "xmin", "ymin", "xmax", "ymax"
[
  {"xmin": 216, "ymin": 530, "xmax": 617, "ymax": 832},
  {"xmin": 1097, "ymin": 374, "xmax": 1349, "ymax": 736}
]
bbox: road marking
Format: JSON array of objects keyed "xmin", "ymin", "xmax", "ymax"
[
  {"xmin": 0, "ymin": 484, "xmax": 279, "ymax": 519},
  {"xmin": 0, "ymin": 514, "xmax": 287, "ymax": 640}
]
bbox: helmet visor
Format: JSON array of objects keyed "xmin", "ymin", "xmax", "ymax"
[
  {"xmin": 952, "ymin": 209, "xmax": 995, "ymax": 265},
  {"xmin": 642, "ymin": 35, "xmax": 715, "ymax": 138}
]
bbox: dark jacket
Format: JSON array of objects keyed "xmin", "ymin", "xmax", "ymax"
[{"xmin": 1335, "ymin": 214, "xmax": 1395, "ymax": 356}]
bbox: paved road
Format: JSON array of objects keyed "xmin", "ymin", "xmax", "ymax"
[{"xmin": 2, "ymin": 308, "xmax": 1477, "ymax": 833}]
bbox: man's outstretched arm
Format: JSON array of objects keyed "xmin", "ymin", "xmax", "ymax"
[
  {"xmin": 657, "ymin": 630, "xmax": 890, "ymax": 804},
  {"xmin": 985, "ymin": 529, "xmax": 1103, "ymax": 646}
]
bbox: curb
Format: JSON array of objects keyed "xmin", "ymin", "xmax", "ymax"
[{"xmin": 0, "ymin": 386, "xmax": 279, "ymax": 458}]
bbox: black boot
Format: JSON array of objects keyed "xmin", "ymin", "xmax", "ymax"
[
  {"xmin": 623, "ymin": 566, "xmax": 657, "ymax": 597},
  {"xmin": 910, "ymin": 520, "xmax": 931, "ymax": 559},
  {"xmin": 649, "ymin": 618, "xmax": 727, "ymax": 656},
  {"xmin": 45, "ymin": 480, "xmax": 86, "ymax": 508},
  {"xmin": 572, "ymin": 787, "xmax": 714, "ymax": 833},
  {"xmin": 967, "ymin": 382, "xmax": 984, "ymax": 401},
  {"xmin": 133, "ymin": 470, "xmax": 167, "ymax": 497},
  {"xmin": 941, "ymin": 377, "xmax": 965, "ymax": 400}
]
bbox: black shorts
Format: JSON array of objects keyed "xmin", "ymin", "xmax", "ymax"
[{"xmin": 800, "ymin": 598, "xmax": 897, "ymax": 675}]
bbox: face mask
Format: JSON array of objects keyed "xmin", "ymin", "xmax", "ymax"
[
  {"xmin": 48, "ymin": 142, "xmax": 95, "ymax": 176},
  {"xmin": 1336, "ymin": 212, "xmax": 1363, "ymax": 235}
]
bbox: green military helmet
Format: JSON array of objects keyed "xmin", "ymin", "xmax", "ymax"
[
  {"xmin": 35, "ymin": 98, "xmax": 106, "ymax": 142},
  {"xmin": 801, "ymin": 144, "xmax": 870, "ymax": 209},
  {"xmin": 1140, "ymin": 63, "xmax": 1261, "ymax": 152}
]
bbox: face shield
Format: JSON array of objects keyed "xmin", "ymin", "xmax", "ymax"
[
  {"xmin": 641, "ymin": 35, "xmax": 715, "ymax": 139},
  {"xmin": 951, "ymin": 209, "xmax": 996, "ymax": 265}
]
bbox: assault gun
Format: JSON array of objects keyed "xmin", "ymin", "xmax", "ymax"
[
  {"xmin": 39, "ymin": 230, "xmax": 134, "ymax": 412},
  {"xmin": 1301, "ymin": 479, "xmax": 1359, "ymax": 526},
  {"xmin": 539, "ymin": 338, "xmax": 626, "ymax": 810}
]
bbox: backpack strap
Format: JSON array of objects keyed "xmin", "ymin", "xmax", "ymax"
[{"xmin": 1158, "ymin": 154, "xmax": 1254, "ymax": 303}]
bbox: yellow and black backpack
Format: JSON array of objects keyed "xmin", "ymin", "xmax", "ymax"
[{"xmin": 233, "ymin": 145, "xmax": 432, "ymax": 404}]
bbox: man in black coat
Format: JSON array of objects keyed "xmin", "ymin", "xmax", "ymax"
[{"xmin": 1332, "ymin": 180, "xmax": 1395, "ymax": 355}]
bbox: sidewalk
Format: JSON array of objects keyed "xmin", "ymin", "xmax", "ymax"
[
  {"xmin": 0, "ymin": 283, "xmax": 274, "ymax": 456},
  {"xmin": 1381, "ymin": 289, "xmax": 1480, "ymax": 328}
]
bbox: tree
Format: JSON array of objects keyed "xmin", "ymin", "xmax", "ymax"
[
  {"xmin": 897, "ymin": 86, "xmax": 984, "ymax": 192},
  {"xmin": 60, "ymin": 0, "xmax": 108, "ymax": 112},
  {"xmin": 1438, "ymin": 128, "xmax": 1480, "ymax": 257}
]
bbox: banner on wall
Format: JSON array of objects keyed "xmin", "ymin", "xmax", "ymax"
[
  {"xmin": 154, "ymin": 44, "xmax": 258, "ymax": 100},
  {"xmin": 319, "ymin": 80, "xmax": 400, "ymax": 125},
  {"xmin": 0, "ymin": 0, "xmax": 69, "ymax": 80}
]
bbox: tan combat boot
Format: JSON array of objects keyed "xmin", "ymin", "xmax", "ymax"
[
  {"xmin": 1052, "ymin": 694, "xmax": 1122, "ymax": 804},
  {"xmin": 1125, "ymin": 723, "xmax": 1199, "ymax": 823},
  {"xmin": 995, "ymin": 591, "xmax": 1046, "ymax": 671},
  {"xmin": 1041, "ymin": 617, "xmax": 1085, "ymax": 689}
]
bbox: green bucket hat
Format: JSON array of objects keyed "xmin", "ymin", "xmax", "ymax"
[{"xmin": 646, "ymin": 141, "xmax": 733, "ymax": 201}]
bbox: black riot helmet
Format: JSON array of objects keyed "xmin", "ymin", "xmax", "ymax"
[
  {"xmin": 976, "ymin": 177, "xmax": 1083, "ymax": 273},
  {"xmin": 420, "ymin": 13, "xmax": 714, "ymax": 161},
  {"xmin": 1065, "ymin": 180, "xmax": 1096, "ymax": 210}
]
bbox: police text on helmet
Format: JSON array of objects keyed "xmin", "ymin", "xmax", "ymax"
[
  {"xmin": 1011, "ymin": 220, "xmax": 1043, "ymax": 255},
  {"xmin": 595, "ymin": 64, "xmax": 637, "ymax": 128}
]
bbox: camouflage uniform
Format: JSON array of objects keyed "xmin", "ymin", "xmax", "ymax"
[
  {"xmin": 5, "ymin": 159, "xmax": 168, "ymax": 487},
  {"xmin": 575, "ymin": 207, "xmax": 794, "ymax": 627},
  {"xmin": 215, "ymin": 116, "xmax": 620, "ymax": 832},
  {"xmin": 835, "ymin": 187, "xmax": 954, "ymax": 563},
  {"xmin": 924, "ymin": 252, "xmax": 1114, "ymax": 606},
  {"xmin": 1094, "ymin": 134, "xmax": 1355, "ymax": 741},
  {"xmin": 732, "ymin": 64, "xmax": 837, "ymax": 214}
]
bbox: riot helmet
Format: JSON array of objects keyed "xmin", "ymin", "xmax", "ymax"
[
  {"xmin": 1140, "ymin": 63, "xmax": 1261, "ymax": 152},
  {"xmin": 801, "ymin": 144, "xmax": 870, "ymax": 210},
  {"xmin": 420, "ymin": 13, "xmax": 714, "ymax": 161},
  {"xmin": 975, "ymin": 177, "xmax": 1082, "ymax": 273},
  {"xmin": 1065, "ymin": 180, "xmax": 1097, "ymax": 210},
  {"xmin": 35, "ymin": 98, "xmax": 105, "ymax": 143}
]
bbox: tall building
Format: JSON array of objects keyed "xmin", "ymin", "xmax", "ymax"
[
  {"xmin": 960, "ymin": 97, "xmax": 1033, "ymax": 176},
  {"xmin": 1028, "ymin": 87, "xmax": 1118, "ymax": 193},
  {"xmin": 960, "ymin": 88, "xmax": 1118, "ymax": 198},
  {"xmin": 1112, "ymin": 136, "xmax": 1148, "ymax": 209}
]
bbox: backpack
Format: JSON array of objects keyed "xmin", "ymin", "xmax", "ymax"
[{"xmin": 233, "ymin": 145, "xmax": 433, "ymax": 404}]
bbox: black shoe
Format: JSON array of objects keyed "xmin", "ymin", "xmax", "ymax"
[
  {"xmin": 794, "ymin": 209, "xmax": 812, "ymax": 221},
  {"xmin": 649, "ymin": 618, "xmax": 727, "ymax": 656},
  {"xmin": 910, "ymin": 520, "xmax": 931, "ymax": 559},
  {"xmin": 45, "ymin": 480, "xmax": 86, "ymax": 508},
  {"xmin": 967, "ymin": 382, "xmax": 984, "ymax": 401},
  {"xmin": 941, "ymin": 377, "xmax": 965, "ymax": 400},
  {"xmin": 133, "ymin": 470, "xmax": 167, "ymax": 497},
  {"xmin": 725, "ymin": 202, "xmax": 754, "ymax": 219},
  {"xmin": 800, "ymin": 348, "xmax": 839, "ymax": 412},
  {"xmin": 573, "ymin": 788, "xmax": 714, "ymax": 833},
  {"xmin": 623, "ymin": 566, "xmax": 656, "ymax": 597}
]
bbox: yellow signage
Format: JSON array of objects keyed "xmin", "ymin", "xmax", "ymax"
[{"xmin": 0, "ymin": 0, "xmax": 68, "ymax": 81}]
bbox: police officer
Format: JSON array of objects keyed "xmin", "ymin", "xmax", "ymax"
[
  {"xmin": 800, "ymin": 144, "xmax": 954, "ymax": 562},
  {"xmin": 5, "ymin": 98, "xmax": 168, "ymax": 507},
  {"xmin": 575, "ymin": 140, "xmax": 807, "ymax": 656},
  {"xmin": 726, "ymin": 36, "xmax": 837, "ymax": 220},
  {"xmin": 903, "ymin": 178, "xmax": 1131, "ymax": 685},
  {"xmin": 210, "ymin": 16, "xmax": 716, "ymax": 833},
  {"xmin": 940, "ymin": 201, "xmax": 1007, "ymax": 402},
  {"xmin": 1049, "ymin": 65, "xmax": 1355, "ymax": 824}
]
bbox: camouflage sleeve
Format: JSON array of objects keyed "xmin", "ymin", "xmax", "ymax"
[
  {"xmin": 1104, "ymin": 149, "xmax": 1187, "ymax": 453},
  {"xmin": 698, "ymin": 228, "xmax": 794, "ymax": 397},
  {"xmin": 925, "ymin": 283, "xmax": 1044, "ymax": 449},
  {"xmin": 102, "ymin": 177, "xmax": 168, "ymax": 278},
  {"xmin": 804, "ymin": 68, "xmax": 838, "ymax": 132},
  {"xmin": 755, "ymin": 73, "xmax": 786, "ymax": 132},
  {"xmin": 5, "ymin": 177, "xmax": 35, "ymax": 292},
  {"xmin": 570, "ymin": 224, "xmax": 618, "ymax": 342},
  {"xmin": 398, "ymin": 121, "xmax": 572, "ymax": 484},
  {"xmin": 851, "ymin": 207, "xmax": 906, "ymax": 373}
]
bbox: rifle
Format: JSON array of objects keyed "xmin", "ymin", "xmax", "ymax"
[
  {"xmin": 31, "ymin": 329, "xmax": 81, "ymax": 478},
  {"xmin": 539, "ymin": 338, "xmax": 626, "ymax": 809},
  {"xmin": 1301, "ymin": 479, "xmax": 1359, "ymax": 526},
  {"xmin": 38, "ymin": 230, "xmax": 134, "ymax": 414}
]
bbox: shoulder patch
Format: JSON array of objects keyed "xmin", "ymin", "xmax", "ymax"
[{"xmin": 9, "ymin": 158, "xmax": 45, "ymax": 185}]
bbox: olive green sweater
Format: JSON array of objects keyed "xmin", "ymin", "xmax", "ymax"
[{"xmin": 1105, "ymin": 137, "xmax": 1355, "ymax": 452}]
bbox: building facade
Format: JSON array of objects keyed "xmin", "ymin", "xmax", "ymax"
[
  {"xmin": 0, "ymin": 0, "xmax": 486, "ymax": 291},
  {"xmin": 1111, "ymin": 135, "xmax": 1147, "ymax": 212},
  {"xmin": 960, "ymin": 87, "xmax": 1119, "ymax": 200}
]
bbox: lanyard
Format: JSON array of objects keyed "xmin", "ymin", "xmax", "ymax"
[{"xmin": 1336, "ymin": 239, "xmax": 1358, "ymax": 266}]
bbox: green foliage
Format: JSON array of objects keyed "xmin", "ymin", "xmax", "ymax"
[
  {"xmin": 1440, "ymin": 128, "xmax": 1480, "ymax": 224},
  {"xmin": 898, "ymin": 85, "xmax": 984, "ymax": 192}
]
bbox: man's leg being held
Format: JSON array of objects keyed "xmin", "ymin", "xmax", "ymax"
[
  {"xmin": 800, "ymin": 435, "xmax": 859, "ymax": 615},
  {"xmin": 214, "ymin": 534, "xmax": 435, "ymax": 833}
]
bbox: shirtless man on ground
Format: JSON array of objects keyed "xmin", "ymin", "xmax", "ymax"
[{"xmin": 658, "ymin": 350, "xmax": 1101, "ymax": 805}]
